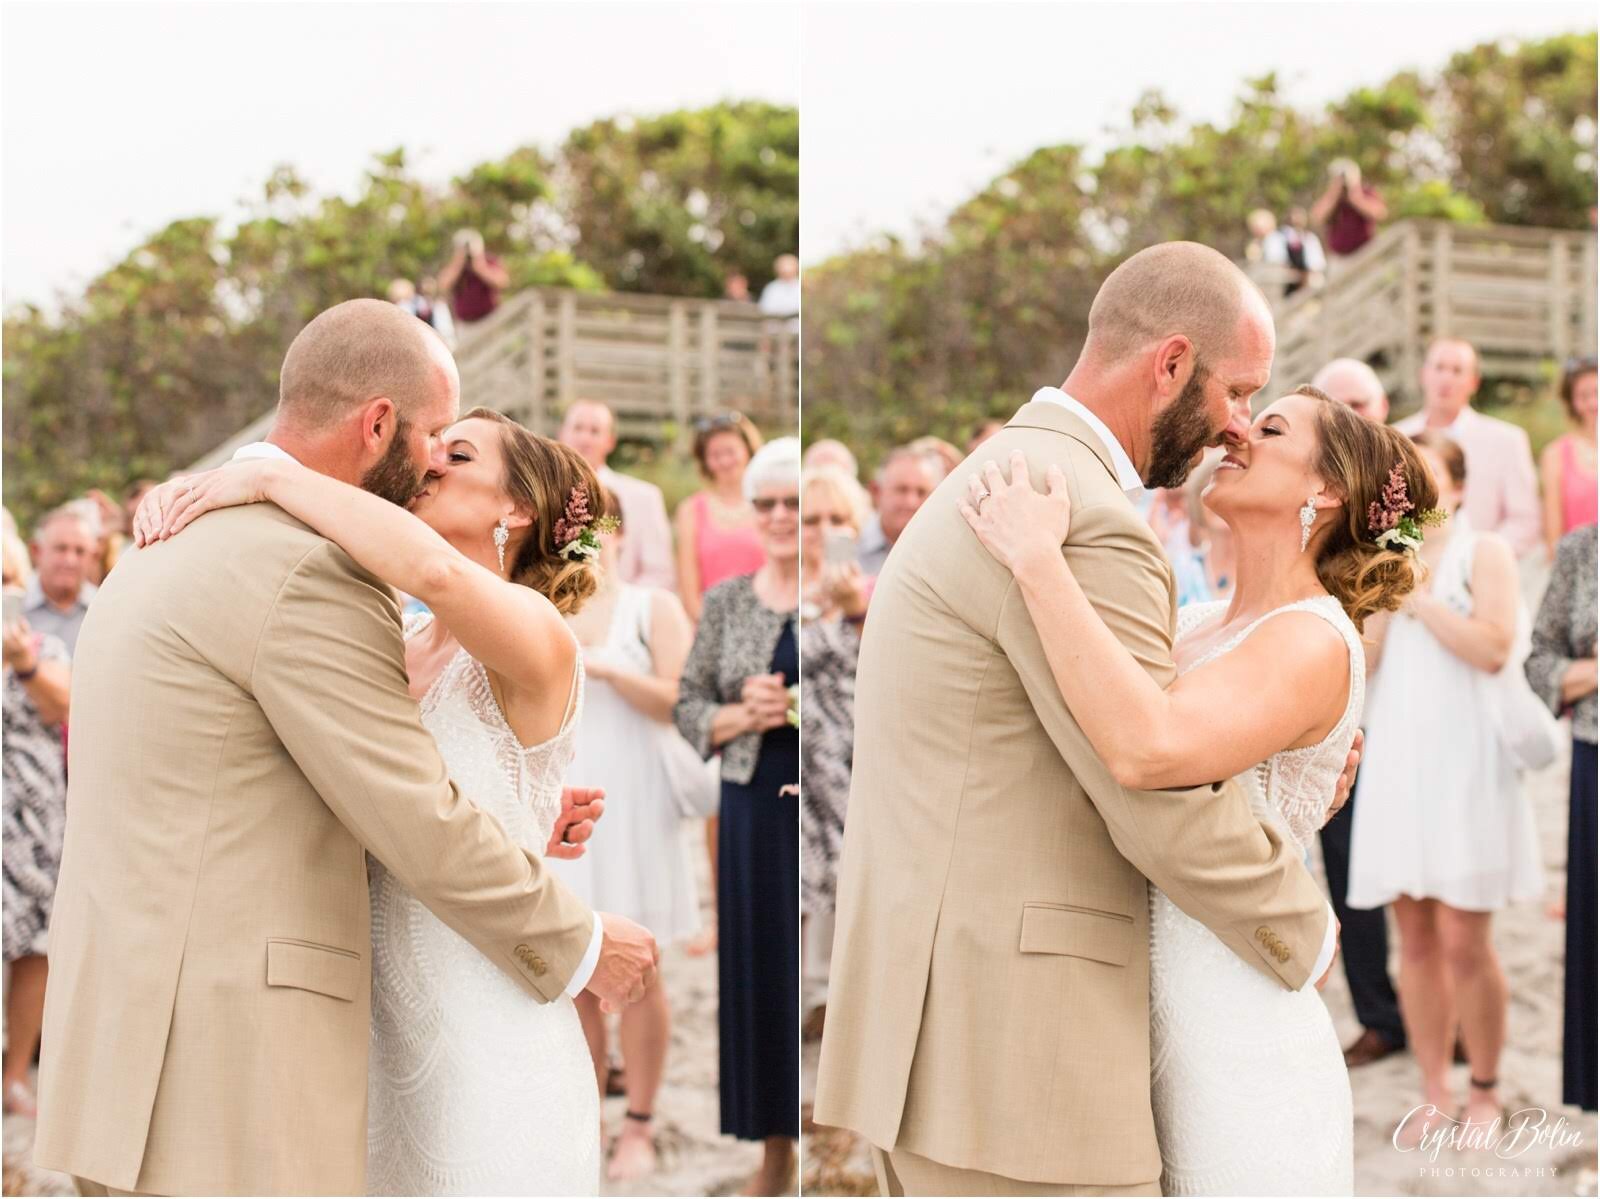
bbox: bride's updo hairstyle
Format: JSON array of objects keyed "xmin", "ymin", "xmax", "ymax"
[
  {"xmin": 1299, "ymin": 386, "xmax": 1439, "ymax": 631},
  {"xmin": 463, "ymin": 406, "xmax": 614, "ymax": 616}
]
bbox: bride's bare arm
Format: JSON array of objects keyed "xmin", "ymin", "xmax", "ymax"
[
  {"xmin": 138, "ymin": 459, "xmax": 573, "ymax": 694},
  {"xmin": 962, "ymin": 451, "xmax": 1348, "ymax": 789}
]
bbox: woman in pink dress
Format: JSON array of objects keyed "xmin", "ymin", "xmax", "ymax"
[
  {"xmin": 674, "ymin": 413, "xmax": 766, "ymax": 623},
  {"xmin": 672, "ymin": 411, "xmax": 765, "ymax": 955},
  {"xmin": 1542, "ymin": 356, "xmax": 1598, "ymax": 557}
]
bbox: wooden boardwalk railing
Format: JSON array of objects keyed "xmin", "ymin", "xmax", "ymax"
[
  {"xmin": 190, "ymin": 288, "xmax": 797, "ymax": 470},
  {"xmin": 1251, "ymin": 219, "xmax": 1597, "ymax": 409}
]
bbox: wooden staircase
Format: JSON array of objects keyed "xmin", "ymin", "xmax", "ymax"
[
  {"xmin": 1252, "ymin": 219, "xmax": 1597, "ymax": 411},
  {"xmin": 190, "ymin": 287, "xmax": 798, "ymax": 470}
]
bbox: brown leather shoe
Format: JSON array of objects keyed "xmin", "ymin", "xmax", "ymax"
[{"xmin": 1343, "ymin": 1028, "xmax": 1402, "ymax": 1068}]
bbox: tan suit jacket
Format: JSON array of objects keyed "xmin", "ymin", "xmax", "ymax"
[
  {"xmin": 34, "ymin": 504, "xmax": 596, "ymax": 1196},
  {"xmin": 813, "ymin": 402, "xmax": 1331, "ymax": 1187}
]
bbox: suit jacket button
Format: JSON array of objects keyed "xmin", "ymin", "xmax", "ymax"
[
  {"xmin": 532, "ymin": 956, "xmax": 548, "ymax": 977},
  {"xmin": 1256, "ymin": 926, "xmax": 1270, "ymax": 941}
]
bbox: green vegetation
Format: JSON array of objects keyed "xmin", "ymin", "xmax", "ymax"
[
  {"xmin": 3, "ymin": 101, "xmax": 799, "ymax": 531},
  {"xmin": 803, "ymin": 33, "xmax": 1597, "ymax": 469}
]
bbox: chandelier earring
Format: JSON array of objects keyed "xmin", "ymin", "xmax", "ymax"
[
  {"xmin": 493, "ymin": 517, "xmax": 510, "ymax": 573},
  {"xmin": 1298, "ymin": 497, "xmax": 1318, "ymax": 553}
]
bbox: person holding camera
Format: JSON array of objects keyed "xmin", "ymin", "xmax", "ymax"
[
  {"xmin": 437, "ymin": 228, "xmax": 510, "ymax": 324},
  {"xmin": 1310, "ymin": 158, "xmax": 1388, "ymax": 258}
]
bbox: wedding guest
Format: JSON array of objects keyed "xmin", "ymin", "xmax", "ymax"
[
  {"xmin": 1309, "ymin": 356, "xmax": 1407, "ymax": 1068},
  {"xmin": 798, "ymin": 467, "xmax": 872, "ymax": 1037},
  {"xmin": 758, "ymin": 254, "xmax": 800, "ymax": 326},
  {"xmin": 1313, "ymin": 357, "xmax": 1389, "ymax": 424},
  {"xmin": 857, "ymin": 447, "xmax": 943, "ymax": 575},
  {"xmin": 724, "ymin": 273, "xmax": 752, "ymax": 303},
  {"xmin": 966, "ymin": 418, "xmax": 1006, "ymax": 456},
  {"xmin": 1525, "ymin": 523, "xmax": 1598, "ymax": 1112},
  {"xmin": 123, "ymin": 479, "xmax": 160, "ymax": 533},
  {"xmin": 24, "ymin": 506, "xmax": 99, "ymax": 653},
  {"xmin": 1540, "ymin": 357, "xmax": 1598, "ymax": 556},
  {"xmin": 674, "ymin": 438, "xmax": 800, "ymax": 1197},
  {"xmin": 1, "ymin": 527, "xmax": 72, "ymax": 1118},
  {"xmin": 802, "ymin": 439, "xmax": 859, "ymax": 481},
  {"xmin": 906, "ymin": 435, "xmax": 961, "ymax": 479},
  {"xmin": 674, "ymin": 412, "xmax": 765, "ymax": 624},
  {"xmin": 1165, "ymin": 453, "xmax": 1234, "ymax": 608},
  {"xmin": 556, "ymin": 519, "xmax": 700, "ymax": 1181},
  {"xmin": 1348, "ymin": 433, "xmax": 1543, "ymax": 1140},
  {"xmin": 1394, "ymin": 337, "xmax": 1542, "ymax": 559},
  {"xmin": 559, "ymin": 400, "xmax": 677, "ymax": 590},
  {"xmin": 1310, "ymin": 158, "xmax": 1387, "ymax": 257},
  {"xmin": 437, "ymin": 228, "xmax": 509, "ymax": 324},
  {"xmin": 1260, "ymin": 205, "xmax": 1327, "ymax": 297},
  {"xmin": 674, "ymin": 412, "xmax": 766, "ymax": 957}
]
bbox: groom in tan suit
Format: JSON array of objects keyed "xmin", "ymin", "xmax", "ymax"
[
  {"xmin": 34, "ymin": 300, "xmax": 657, "ymax": 1196},
  {"xmin": 815, "ymin": 244, "xmax": 1346, "ymax": 1196}
]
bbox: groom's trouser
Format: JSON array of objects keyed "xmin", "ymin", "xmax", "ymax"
[
  {"xmin": 871, "ymin": 1147, "xmax": 1160, "ymax": 1197},
  {"xmin": 1318, "ymin": 765, "xmax": 1406, "ymax": 1046}
]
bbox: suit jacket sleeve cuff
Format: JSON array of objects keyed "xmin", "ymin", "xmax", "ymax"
[
  {"xmin": 564, "ymin": 914, "xmax": 604, "ymax": 998},
  {"xmin": 1301, "ymin": 902, "xmax": 1338, "ymax": 992}
]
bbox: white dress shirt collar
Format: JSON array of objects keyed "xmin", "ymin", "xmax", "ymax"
[
  {"xmin": 1029, "ymin": 387, "xmax": 1144, "ymax": 495},
  {"xmin": 231, "ymin": 441, "xmax": 301, "ymax": 465}
]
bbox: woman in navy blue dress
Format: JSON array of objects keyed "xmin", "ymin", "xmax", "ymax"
[{"xmin": 676, "ymin": 438, "xmax": 801, "ymax": 1195}]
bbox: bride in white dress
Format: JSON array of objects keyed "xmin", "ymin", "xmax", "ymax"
[
  {"xmin": 138, "ymin": 407, "xmax": 627, "ymax": 1195},
  {"xmin": 962, "ymin": 388, "xmax": 1441, "ymax": 1195}
]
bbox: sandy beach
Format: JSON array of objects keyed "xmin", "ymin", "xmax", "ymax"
[
  {"xmin": 803, "ymin": 746, "xmax": 1598, "ymax": 1197},
  {"xmin": 3, "ymin": 820, "xmax": 765, "ymax": 1198}
]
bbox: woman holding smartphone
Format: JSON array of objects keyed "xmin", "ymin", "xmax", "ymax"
[{"xmin": 798, "ymin": 466, "xmax": 873, "ymax": 1039}]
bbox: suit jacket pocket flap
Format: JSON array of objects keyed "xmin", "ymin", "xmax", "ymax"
[
  {"xmin": 1019, "ymin": 903, "xmax": 1133, "ymax": 967},
  {"xmin": 266, "ymin": 939, "xmax": 361, "ymax": 1002}
]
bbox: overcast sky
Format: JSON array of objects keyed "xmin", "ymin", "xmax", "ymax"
[
  {"xmin": 1, "ymin": 1, "xmax": 800, "ymax": 308},
  {"xmin": 803, "ymin": 1, "xmax": 1595, "ymax": 262}
]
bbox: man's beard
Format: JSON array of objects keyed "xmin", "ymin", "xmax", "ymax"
[
  {"xmin": 360, "ymin": 416, "xmax": 428, "ymax": 507},
  {"xmin": 1144, "ymin": 364, "xmax": 1218, "ymax": 490}
]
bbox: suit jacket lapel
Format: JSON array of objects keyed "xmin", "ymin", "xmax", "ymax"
[{"xmin": 1004, "ymin": 401, "xmax": 1121, "ymax": 490}]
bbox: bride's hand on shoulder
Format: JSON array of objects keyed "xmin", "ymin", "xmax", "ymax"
[
  {"xmin": 957, "ymin": 450, "xmax": 1071, "ymax": 576},
  {"xmin": 133, "ymin": 459, "xmax": 289, "ymax": 546}
]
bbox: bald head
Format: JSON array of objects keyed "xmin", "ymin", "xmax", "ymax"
[
  {"xmin": 1084, "ymin": 241, "xmax": 1268, "ymax": 368},
  {"xmin": 1311, "ymin": 358, "xmax": 1389, "ymax": 423},
  {"xmin": 278, "ymin": 298, "xmax": 457, "ymax": 432}
]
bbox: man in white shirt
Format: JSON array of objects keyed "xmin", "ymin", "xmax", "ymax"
[
  {"xmin": 24, "ymin": 506, "xmax": 100, "ymax": 653},
  {"xmin": 556, "ymin": 400, "xmax": 677, "ymax": 590},
  {"xmin": 856, "ymin": 446, "xmax": 946, "ymax": 575},
  {"xmin": 758, "ymin": 253, "xmax": 801, "ymax": 330},
  {"xmin": 1394, "ymin": 337, "xmax": 1542, "ymax": 558}
]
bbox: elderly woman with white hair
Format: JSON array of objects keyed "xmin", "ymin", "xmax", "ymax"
[{"xmin": 674, "ymin": 437, "xmax": 800, "ymax": 1196}]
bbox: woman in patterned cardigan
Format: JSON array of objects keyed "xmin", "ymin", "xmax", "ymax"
[
  {"xmin": 2, "ymin": 523, "xmax": 72, "ymax": 1117},
  {"xmin": 674, "ymin": 438, "xmax": 800, "ymax": 1196},
  {"xmin": 1526, "ymin": 523, "xmax": 1598, "ymax": 1112},
  {"xmin": 797, "ymin": 466, "xmax": 872, "ymax": 1038}
]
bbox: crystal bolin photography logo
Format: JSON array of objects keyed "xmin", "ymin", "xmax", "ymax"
[{"xmin": 1393, "ymin": 1104, "xmax": 1585, "ymax": 1165}]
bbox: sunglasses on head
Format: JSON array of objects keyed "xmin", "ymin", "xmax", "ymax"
[
  {"xmin": 752, "ymin": 495, "xmax": 800, "ymax": 514},
  {"xmin": 695, "ymin": 411, "xmax": 747, "ymax": 433}
]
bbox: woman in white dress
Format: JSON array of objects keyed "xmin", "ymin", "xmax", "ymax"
[
  {"xmin": 553, "ymin": 525, "xmax": 700, "ymax": 1182},
  {"xmin": 1348, "ymin": 432, "xmax": 1543, "ymax": 1141},
  {"xmin": 961, "ymin": 388, "xmax": 1438, "ymax": 1195},
  {"xmin": 135, "ymin": 408, "xmax": 611, "ymax": 1195}
]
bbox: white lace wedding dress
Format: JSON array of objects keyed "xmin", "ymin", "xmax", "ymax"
[
  {"xmin": 1150, "ymin": 597, "xmax": 1359, "ymax": 1196},
  {"xmin": 366, "ymin": 614, "xmax": 599, "ymax": 1196}
]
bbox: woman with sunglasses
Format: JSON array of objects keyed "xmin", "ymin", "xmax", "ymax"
[
  {"xmin": 1540, "ymin": 356, "xmax": 1598, "ymax": 559},
  {"xmin": 674, "ymin": 438, "xmax": 801, "ymax": 1196}
]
